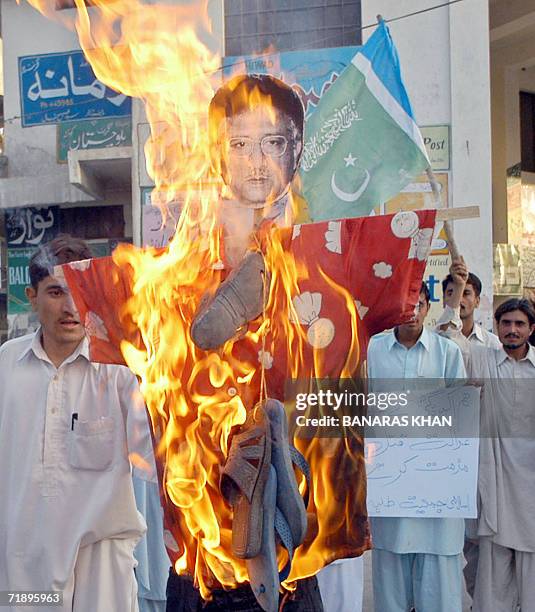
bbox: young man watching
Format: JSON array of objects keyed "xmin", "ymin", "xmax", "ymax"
[
  {"xmin": 466, "ymin": 298, "xmax": 535, "ymax": 612},
  {"xmin": 442, "ymin": 270, "xmax": 500, "ymax": 349},
  {"xmin": 0, "ymin": 235, "xmax": 150, "ymax": 612},
  {"xmin": 439, "ymin": 260, "xmax": 499, "ymax": 600},
  {"xmin": 367, "ymin": 282, "xmax": 466, "ymax": 612}
]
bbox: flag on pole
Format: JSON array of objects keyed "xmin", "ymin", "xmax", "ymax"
[{"xmin": 300, "ymin": 19, "xmax": 430, "ymax": 221}]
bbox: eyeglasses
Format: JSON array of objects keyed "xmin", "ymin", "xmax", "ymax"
[{"xmin": 228, "ymin": 135, "xmax": 288, "ymax": 158}]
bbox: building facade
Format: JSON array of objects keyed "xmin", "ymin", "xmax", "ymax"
[{"xmin": 1, "ymin": 0, "xmax": 529, "ymax": 342}]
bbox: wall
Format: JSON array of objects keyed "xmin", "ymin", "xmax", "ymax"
[
  {"xmin": 0, "ymin": 1, "xmax": 131, "ymax": 211},
  {"xmin": 491, "ymin": 30, "xmax": 535, "ymax": 243},
  {"xmin": 490, "ymin": 0, "xmax": 535, "ymax": 30},
  {"xmin": 364, "ymin": 0, "xmax": 451, "ymax": 127},
  {"xmin": 1, "ymin": 1, "xmax": 80, "ymax": 179},
  {"xmin": 0, "ymin": 1, "xmax": 137, "ymax": 338},
  {"xmin": 519, "ymin": 65, "xmax": 535, "ymax": 93},
  {"xmin": 500, "ymin": 59, "xmax": 535, "ymax": 171},
  {"xmin": 0, "ymin": 0, "xmax": 223, "ymax": 233},
  {"xmin": 225, "ymin": 0, "xmax": 361, "ymax": 56},
  {"xmin": 131, "ymin": 0, "xmax": 224, "ymax": 246},
  {"xmin": 0, "ymin": 37, "xmax": 4, "ymax": 97},
  {"xmin": 361, "ymin": 0, "xmax": 494, "ymax": 326}
]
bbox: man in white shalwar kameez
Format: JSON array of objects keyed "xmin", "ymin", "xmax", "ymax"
[
  {"xmin": 466, "ymin": 298, "xmax": 535, "ymax": 612},
  {"xmin": 437, "ymin": 261, "xmax": 500, "ymax": 600},
  {"xmin": 0, "ymin": 236, "xmax": 153, "ymax": 612}
]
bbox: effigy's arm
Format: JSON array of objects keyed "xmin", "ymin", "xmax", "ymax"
[
  {"xmin": 60, "ymin": 255, "xmax": 139, "ymax": 365},
  {"xmin": 343, "ymin": 209, "xmax": 438, "ymax": 338}
]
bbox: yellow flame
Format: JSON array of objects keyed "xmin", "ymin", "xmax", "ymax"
[{"xmin": 22, "ymin": 0, "xmax": 362, "ymax": 596}]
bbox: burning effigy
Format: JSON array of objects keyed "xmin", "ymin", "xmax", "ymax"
[{"xmin": 21, "ymin": 1, "xmax": 436, "ymax": 610}]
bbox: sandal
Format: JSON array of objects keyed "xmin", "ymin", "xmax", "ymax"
[
  {"xmin": 264, "ymin": 399, "xmax": 308, "ymax": 550},
  {"xmin": 221, "ymin": 399, "xmax": 310, "ymax": 610},
  {"xmin": 220, "ymin": 403, "xmax": 272, "ymax": 559},
  {"xmin": 247, "ymin": 400, "xmax": 310, "ymax": 611}
]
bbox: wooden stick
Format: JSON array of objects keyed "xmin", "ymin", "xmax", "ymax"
[
  {"xmin": 435, "ymin": 206, "xmax": 480, "ymax": 221},
  {"xmin": 426, "ymin": 167, "xmax": 460, "ymax": 259}
]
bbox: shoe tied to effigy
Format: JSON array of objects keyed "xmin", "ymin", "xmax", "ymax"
[
  {"xmin": 220, "ymin": 403, "xmax": 272, "ymax": 560},
  {"xmin": 221, "ymin": 399, "xmax": 310, "ymax": 612},
  {"xmin": 264, "ymin": 399, "xmax": 308, "ymax": 549},
  {"xmin": 247, "ymin": 399, "xmax": 310, "ymax": 612},
  {"xmin": 191, "ymin": 250, "xmax": 267, "ymax": 350}
]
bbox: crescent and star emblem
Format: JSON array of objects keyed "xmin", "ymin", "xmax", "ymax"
[{"xmin": 331, "ymin": 168, "xmax": 371, "ymax": 203}]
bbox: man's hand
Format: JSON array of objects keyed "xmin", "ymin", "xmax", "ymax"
[
  {"xmin": 436, "ymin": 255, "xmax": 469, "ymax": 333},
  {"xmin": 450, "ymin": 256, "xmax": 468, "ymax": 287},
  {"xmin": 444, "ymin": 256, "xmax": 468, "ymax": 310}
]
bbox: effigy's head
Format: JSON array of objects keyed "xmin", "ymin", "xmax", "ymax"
[{"xmin": 209, "ymin": 73, "xmax": 304, "ymax": 209}]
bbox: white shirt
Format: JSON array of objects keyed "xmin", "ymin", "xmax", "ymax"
[
  {"xmin": 367, "ymin": 328, "xmax": 467, "ymax": 555},
  {"xmin": 0, "ymin": 331, "xmax": 148, "ymax": 592},
  {"xmin": 466, "ymin": 322, "xmax": 501, "ymax": 350},
  {"xmin": 368, "ymin": 326, "xmax": 466, "ymax": 381},
  {"xmin": 435, "ymin": 305, "xmax": 501, "ymax": 350},
  {"xmin": 468, "ymin": 344, "xmax": 535, "ymax": 551},
  {"xmin": 435, "ymin": 306, "xmax": 501, "ymax": 370}
]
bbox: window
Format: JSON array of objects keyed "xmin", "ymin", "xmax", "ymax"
[
  {"xmin": 225, "ymin": 0, "xmax": 361, "ymax": 56},
  {"xmin": 520, "ymin": 91, "xmax": 535, "ymax": 173}
]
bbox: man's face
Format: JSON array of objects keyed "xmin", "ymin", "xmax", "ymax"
[
  {"xmin": 399, "ymin": 292, "xmax": 429, "ymax": 334},
  {"xmin": 26, "ymin": 275, "xmax": 84, "ymax": 350},
  {"xmin": 497, "ymin": 309, "xmax": 535, "ymax": 350},
  {"xmin": 444, "ymin": 282, "xmax": 480, "ymax": 320},
  {"xmin": 220, "ymin": 107, "xmax": 301, "ymax": 208}
]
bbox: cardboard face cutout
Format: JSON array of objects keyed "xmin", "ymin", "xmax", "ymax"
[
  {"xmin": 219, "ymin": 107, "xmax": 302, "ymax": 209},
  {"xmin": 208, "ymin": 73, "xmax": 304, "ymax": 212}
]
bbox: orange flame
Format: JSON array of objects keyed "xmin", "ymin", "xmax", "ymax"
[{"xmin": 23, "ymin": 0, "xmax": 364, "ymax": 597}]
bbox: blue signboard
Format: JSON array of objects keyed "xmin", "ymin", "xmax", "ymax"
[
  {"xmin": 19, "ymin": 50, "xmax": 131, "ymax": 127},
  {"xmin": 224, "ymin": 46, "xmax": 359, "ymax": 119}
]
